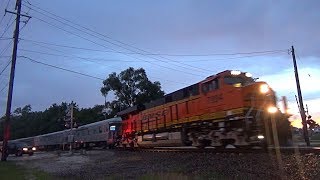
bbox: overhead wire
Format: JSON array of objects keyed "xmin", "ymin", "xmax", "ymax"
[
  {"xmin": 0, "ymin": 41, "xmax": 13, "ymax": 57},
  {"xmin": 23, "ymin": 2, "xmax": 293, "ymax": 75},
  {"xmin": 19, "ymin": 48, "xmax": 287, "ymax": 63},
  {"xmin": 21, "ymin": 56, "xmax": 188, "ymax": 88},
  {"xmin": 0, "ymin": 83, "xmax": 9, "ymax": 94},
  {"xmin": 18, "ymin": 41, "xmax": 190, "ymax": 85},
  {"xmin": 23, "ymin": 3, "xmax": 215, "ymax": 73},
  {"xmin": 20, "ymin": 53, "xmax": 190, "ymax": 85},
  {"xmin": 24, "ymin": 3, "xmax": 290, "ymax": 72},
  {"xmin": 21, "ymin": 56, "xmax": 105, "ymax": 81},
  {"xmin": 25, "ymin": 16, "xmax": 207, "ymax": 77},
  {"xmin": 0, "ymin": 37, "xmax": 13, "ymax": 40},
  {"xmin": 22, "ymin": 3, "xmax": 213, "ymax": 75},
  {"xmin": 19, "ymin": 38, "xmax": 288, "ymax": 57},
  {"xmin": 5, "ymin": 0, "xmax": 12, "ymax": 9},
  {"xmin": 0, "ymin": 15, "xmax": 14, "ymax": 38},
  {"xmin": 20, "ymin": 2, "xmax": 292, "ymax": 88},
  {"xmin": 0, "ymin": 58, "xmax": 11, "ymax": 76},
  {"xmin": 23, "ymin": 2, "xmax": 292, "ymax": 77}
]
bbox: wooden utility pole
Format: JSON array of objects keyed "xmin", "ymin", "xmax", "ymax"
[
  {"xmin": 1, "ymin": 0, "xmax": 22, "ymax": 161},
  {"xmin": 291, "ymin": 46, "xmax": 310, "ymax": 146}
]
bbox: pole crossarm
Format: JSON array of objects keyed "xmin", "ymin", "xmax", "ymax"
[{"xmin": 5, "ymin": 9, "xmax": 32, "ymax": 19}]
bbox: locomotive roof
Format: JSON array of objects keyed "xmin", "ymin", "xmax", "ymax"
[{"xmin": 117, "ymin": 70, "xmax": 251, "ymax": 116}]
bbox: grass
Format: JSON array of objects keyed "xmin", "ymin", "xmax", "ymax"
[{"xmin": 0, "ymin": 161, "xmax": 53, "ymax": 180}]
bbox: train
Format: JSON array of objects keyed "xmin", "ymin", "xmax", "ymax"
[
  {"xmin": 5, "ymin": 117, "xmax": 122, "ymax": 151},
  {"xmin": 4, "ymin": 70, "xmax": 291, "ymax": 151}
]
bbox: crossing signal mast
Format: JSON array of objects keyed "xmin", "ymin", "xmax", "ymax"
[{"xmin": 64, "ymin": 102, "xmax": 77, "ymax": 153}]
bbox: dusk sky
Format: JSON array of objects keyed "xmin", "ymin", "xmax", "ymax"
[{"xmin": 0, "ymin": 0, "xmax": 319, "ymax": 127}]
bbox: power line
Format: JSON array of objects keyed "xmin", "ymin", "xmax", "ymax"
[
  {"xmin": 21, "ymin": 56, "xmax": 105, "ymax": 80},
  {"xmin": 0, "ymin": 16, "xmax": 14, "ymax": 38},
  {"xmin": 19, "ymin": 49, "xmax": 146, "ymax": 62},
  {"xmin": 0, "ymin": 83, "xmax": 9, "ymax": 94},
  {"xmin": 26, "ymin": 16, "xmax": 206, "ymax": 77},
  {"xmin": 24, "ymin": 2, "xmax": 292, "ymax": 75},
  {"xmin": 19, "ymin": 38, "xmax": 288, "ymax": 57},
  {"xmin": 20, "ymin": 55, "xmax": 190, "ymax": 86},
  {"xmin": 0, "ymin": 56, "xmax": 11, "ymax": 58},
  {"xmin": 0, "ymin": 59, "xmax": 11, "ymax": 76},
  {"xmin": 22, "ymin": 2, "xmax": 291, "ymax": 79},
  {"xmin": 31, "ymin": 14, "xmax": 207, "ymax": 77},
  {"xmin": 22, "ymin": 3, "xmax": 212, "ymax": 75},
  {"xmin": 24, "ymin": 3, "xmax": 289, "ymax": 73},
  {"xmin": 0, "ymin": 41, "xmax": 13, "ymax": 57},
  {"xmin": 5, "ymin": 0, "xmax": 12, "ymax": 9},
  {"xmin": 19, "ymin": 48, "xmax": 287, "ymax": 63},
  {"xmin": 0, "ymin": 37, "xmax": 13, "ymax": 40}
]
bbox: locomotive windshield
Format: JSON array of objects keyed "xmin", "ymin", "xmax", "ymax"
[{"xmin": 224, "ymin": 76, "xmax": 254, "ymax": 87}]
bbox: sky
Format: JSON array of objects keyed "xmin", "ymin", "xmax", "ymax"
[{"xmin": 0, "ymin": 0, "xmax": 319, "ymax": 127}]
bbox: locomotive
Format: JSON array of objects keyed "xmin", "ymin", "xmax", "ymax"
[{"xmin": 118, "ymin": 70, "xmax": 291, "ymax": 148}]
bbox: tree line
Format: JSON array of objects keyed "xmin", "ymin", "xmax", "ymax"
[{"xmin": 0, "ymin": 67, "xmax": 165, "ymax": 141}]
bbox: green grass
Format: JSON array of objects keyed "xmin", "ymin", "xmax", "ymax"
[{"xmin": 0, "ymin": 161, "xmax": 53, "ymax": 180}]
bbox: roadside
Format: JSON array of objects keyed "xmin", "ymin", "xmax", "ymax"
[
  {"xmin": 0, "ymin": 161, "xmax": 52, "ymax": 180},
  {"xmin": 2, "ymin": 149, "xmax": 320, "ymax": 179}
]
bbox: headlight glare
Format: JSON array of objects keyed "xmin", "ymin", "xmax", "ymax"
[
  {"xmin": 245, "ymin": 72, "xmax": 252, "ymax": 77},
  {"xmin": 231, "ymin": 70, "xmax": 241, "ymax": 75},
  {"xmin": 23, "ymin": 147, "xmax": 28, "ymax": 151},
  {"xmin": 257, "ymin": 135, "xmax": 264, "ymax": 139},
  {"xmin": 32, "ymin": 147, "xmax": 36, "ymax": 151},
  {"xmin": 260, "ymin": 84, "xmax": 269, "ymax": 94}
]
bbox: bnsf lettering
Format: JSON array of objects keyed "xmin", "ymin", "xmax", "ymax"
[
  {"xmin": 141, "ymin": 109, "xmax": 168, "ymax": 121},
  {"xmin": 208, "ymin": 94, "xmax": 223, "ymax": 103}
]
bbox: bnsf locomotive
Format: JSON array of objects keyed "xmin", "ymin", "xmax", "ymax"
[{"xmin": 118, "ymin": 70, "xmax": 290, "ymax": 148}]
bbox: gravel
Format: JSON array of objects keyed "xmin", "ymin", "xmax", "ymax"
[{"xmin": 14, "ymin": 150, "xmax": 320, "ymax": 179}]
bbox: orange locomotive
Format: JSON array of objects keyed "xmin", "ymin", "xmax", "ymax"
[{"xmin": 118, "ymin": 70, "xmax": 290, "ymax": 148}]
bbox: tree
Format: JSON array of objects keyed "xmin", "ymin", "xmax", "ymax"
[
  {"xmin": 100, "ymin": 67, "xmax": 165, "ymax": 112},
  {"xmin": 13, "ymin": 105, "xmax": 31, "ymax": 116}
]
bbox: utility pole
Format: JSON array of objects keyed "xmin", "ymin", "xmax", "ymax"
[
  {"xmin": 1, "ymin": 0, "xmax": 22, "ymax": 161},
  {"xmin": 291, "ymin": 46, "xmax": 310, "ymax": 146}
]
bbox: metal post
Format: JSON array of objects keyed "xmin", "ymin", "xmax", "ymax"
[
  {"xmin": 291, "ymin": 46, "xmax": 310, "ymax": 146},
  {"xmin": 69, "ymin": 103, "xmax": 73, "ymax": 153},
  {"xmin": 1, "ymin": 0, "xmax": 22, "ymax": 161}
]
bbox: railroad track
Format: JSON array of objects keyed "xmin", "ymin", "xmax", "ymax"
[{"xmin": 118, "ymin": 146, "xmax": 320, "ymax": 154}]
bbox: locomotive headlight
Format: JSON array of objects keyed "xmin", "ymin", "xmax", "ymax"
[
  {"xmin": 231, "ymin": 70, "xmax": 241, "ymax": 75},
  {"xmin": 23, "ymin": 148, "xmax": 28, "ymax": 151},
  {"xmin": 245, "ymin": 72, "xmax": 252, "ymax": 77},
  {"xmin": 260, "ymin": 84, "xmax": 269, "ymax": 94},
  {"xmin": 268, "ymin": 106, "xmax": 278, "ymax": 113},
  {"xmin": 257, "ymin": 135, "xmax": 264, "ymax": 139}
]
